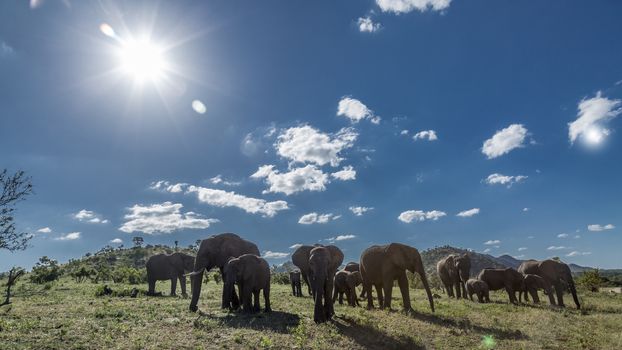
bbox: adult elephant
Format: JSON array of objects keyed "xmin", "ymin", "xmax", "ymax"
[
  {"xmin": 187, "ymin": 233, "xmax": 260, "ymax": 312},
  {"xmin": 308, "ymin": 245, "xmax": 344, "ymax": 323},
  {"xmin": 290, "ymin": 270, "xmax": 302, "ymax": 297},
  {"xmin": 520, "ymin": 274, "xmax": 551, "ymax": 303},
  {"xmin": 518, "ymin": 259, "xmax": 580, "ymax": 309},
  {"xmin": 291, "ymin": 244, "xmax": 322, "ymax": 296},
  {"xmin": 146, "ymin": 252, "xmax": 195, "ymax": 297},
  {"xmin": 477, "ymin": 268, "xmax": 524, "ymax": 304},
  {"xmin": 437, "ymin": 254, "xmax": 471, "ymax": 299},
  {"xmin": 360, "ymin": 243, "xmax": 435, "ymax": 313}
]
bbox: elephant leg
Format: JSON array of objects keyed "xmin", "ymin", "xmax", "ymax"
[
  {"xmin": 302, "ymin": 273, "xmax": 312, "ymax": 297},
  {"xmin": 241, "ymin": 284, "xmax": 253, "ymax": 313},
  {"xmin": 297, "ymin": 282, "xmax": 302, "ymax": 297},
  {"xmin": 530, "ymin": 289, "xmax": 540, "ymax": 303},
  {"xmin": 382, "ymin": 277, "xmax": 394, "ymax": 310},
  {"xmin": 180, "ymin": 275, "xmax": 187, "ymax": 297},
  {"xmin": 454, "ymin": 281, "xmax": 462, "ymax": 299},
  {"xmin": 505, "ymin": 285, "xmax": 516, "ymax": 304},
  {"xmin": 324, "ymin": 280, "xmax": 333, "ymax": 320},
  {"xmin": 364, "ymin": 283, "xmax": 374, "ymax": 309},
  {"xmin": 339, "ymin": 292, "xmax": 345, "ymax": 305},
  {"xmin": 147, "ymin": 278, "xmax": 156, "ymax": 295},
  {"xmin": 397, "ymin": 273, "xmax": 412, "ymax": 311},
  {"xmin": 264, "ymin": 284, "xmax": 272, "ymax": 312},
  {"xmin": 170, "ymin": 277, "xmax": 177, "ymax": 296},
  {"xmin": 375, "ymin": 284, "xmax": 384, "ymax": 308},
  {"xmin": 461, "ymin": 282, "xmax": 468, "ymax": 299},
  {"xmin": 332, "ymin": 287, "xmax": 338, "ymax": 304},
  {"xmin": 291, "ymin": 282, "xmax": 296, "ymax": 296},
  {"xmin": 476, "ymin": 292, "xmax": 483, "ymax": 303},
  {"xmin": 314, "ymin": 289, "xmax": 325, "ymax": 323},
  {"xmin": 554, "ymin": 282, "xmax": 565, "ymax": 307},
  {"xmin": 253, "ymin": 290, "xmax": 260, "ymax": 313}
]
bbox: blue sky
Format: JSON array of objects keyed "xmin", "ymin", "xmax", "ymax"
[{"xmin": 1, "ymin": 0, "xmax": 621, "ymax": 271}]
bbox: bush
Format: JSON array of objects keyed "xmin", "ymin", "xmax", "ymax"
[
  {"xmin": 70, "ymin": 266, "xmax": 94, "ymax": 283},
  {"xmin": 577, "ymin": 269, "xmax": 605, "ymax": 291},
  {"xmin": 272, "ymin": 272, "xmax": 290, "ymax": 285},
  {"xmin": 111, "ymin": 267, "xmax": 146, "ymax": 284},
  {"xmin": 29, "ymin": 256, "xmax": 61, "ymax": 284}
]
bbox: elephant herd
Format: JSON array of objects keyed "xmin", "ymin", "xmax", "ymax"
[{"xmin": 143, "ymin": 232, "xmax": 580, "ymax": 325}]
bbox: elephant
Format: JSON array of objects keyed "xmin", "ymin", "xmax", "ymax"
[
  {"xmin": 520, "ymin": 274, "xmax": 551, "ymax": 303},
  {"xmin": 145, "ymin": 252, "xmax": 195, "ymax": 297},
  {"xmin": 518, "ymin": 259, "xmax": 580, "ymax": 309},
  {"xmin": 223, "ymin": 254, "xmax": 271, "ymax": 313},
  {"xmin": 290, "ymin": 270, "xmax": 302, "ymax": 297},
  {"xmin": 291, "ymin": 244, "xmax": 322, "ymax": 296},
  {"xmin": 359, "ymin": 243, "xmax": 435, "ymax": 313},
  {"xmin": 333, "ymin": 270, "xmax": 362, "ymax": 306},
  {"xmin": 308, "ymin": 245, "xmax": 344, "ymax": 323},
  {"xmin": 466, "ymin": 278, "xmax": 490, "ymax": 303},
  {"xmin": 477, "ymin": 268, "xmax": 524, "ymax": 304},
  {"xmin": 437, "ymin": 254, "xmax": 471, "ymax": 299},
  {"xmin": 343, "ymin": 262, "xmax": 366, "ymax": 299},
  {"xmin": 187, "ymin": 233, "xmax": 260, "ymax": 312}
]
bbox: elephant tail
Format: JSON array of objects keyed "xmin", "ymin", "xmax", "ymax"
[{"xmin": 415, "ymin": 255, "xmax": 435, "ymax": 313}]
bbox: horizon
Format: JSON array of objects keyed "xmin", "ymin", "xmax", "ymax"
[{"xmin": 2, "ymin": 0, "xmax": 621, "ymax": 271}]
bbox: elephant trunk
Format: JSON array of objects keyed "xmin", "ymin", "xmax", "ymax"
[
  {"xmin": 223, "ymin": 278, "xmax": 235, "ymax": 310},
  {"xmin": 569, "ymin": 279, "xmax": 580, "ymax": 309},
  {"xmin": 415, "ymin": 260, "xmax": 435, "ymax": 312},
  {"xmin": 189, "ymin": 259, "xmax": 208, "ymax": 312}
]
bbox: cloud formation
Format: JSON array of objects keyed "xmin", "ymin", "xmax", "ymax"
[
  {"xmin": 119, "ymin": 202, "xmax": 218, "ymax": 234},
  {"xmin": 482, "ymin": 124, "xmax": 529, "ymax": 159},
  {"xmin": 398, "ymin": 210, "xmax": 446, "ymax": 223},
  {"xmin": 209, "ymin": 175, "xmax": 240, "ymax": 186},
  {"xmin": 357, "ymin": 17, "xmax": 381, "ymax": 33},
  {"xmin": 73, "ymin": 209, "xmax": 108, "ymax": 224},
  {"xmin": 110, "ymin": 238, "xmax": 123, "ymax": 244},
  {"xmin": 331, "ymin": 166, "xmax": 356, "ymax": 181},
  {"xmin": 566, "ymin": 251, "xmax": 591, "ymax": 257},
  {"xmin": 547, "ymin": 246, "xmax": 568, "ymax": 251},
  {"xmin": 337, "ymin": 97, "xmax": 377, "ymax": 124},
  {"xmin": 484, "ymin": 240, "xmax": 501, "ymax": 245},
  {"xmin": 36, "ymin": 227, "xmax": 51, "ymax": 233},
  {"xmin": 326, "ymin": 234, "xmax": 357, "ymax": 243},
  {"xmin": 376, "ymin": 0, "xmax": 451, "ymax": 14},
  {"xmin": 484, "ymin": 173, "xmax": 528, "ymax": 187},
  {"xmin": 413, "ymin": 130, "xmax": 438, "ymax": 141},
  {"xmin": 568, "ymin": 92, "xmax": 621, "ymax": 144},
  {"xmin": 587, "ymin": 224, "xmax": 615, "ymax": 232},
  {"xmin": 298, "ymin": 212, "xmax": 339, "ymax": 225},
  {"xmin": 289, "ymin": 243, "xmax": 303, "ymax": 249},
  {"xmin": 251, "ymin": 165, "xmax": 329, "ymax": 195},
  {"xmin": 349, "ymin": 206, "xmax": 373, "ymax": 216},
  {"xmin": 276, "ymin": 125, "xmax": 357, "ymax": 167},
  {"xmin": 456, "ymin": 208, "xmax": 480, "ymax": 217},
  {"xmin": 262, "ymin": 251, "xmax": 289, "ymax": 259},
  {"xmin": 55, "ymin": 232, "xmax": 81, "ymax": 241}
]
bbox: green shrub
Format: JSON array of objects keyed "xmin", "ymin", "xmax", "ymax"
[
  {"xmin": 29, "ymin": 256, "xmax": 61, "ymax": 284},
  {"xmin": 271, "ymin": 272, "xmax": 290, "ymax": 285}
]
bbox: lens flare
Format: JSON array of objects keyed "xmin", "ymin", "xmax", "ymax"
[
  {"xmin": 99, "ymin": 23, "xmax": 116, "ymax": 38},
  {"xmin": 118, "ymin": 39, "xmax": 166, "ymax": 82},
  {"xmin": 192, "ymin": 100, "xmax": 207, "ymax": 114},
  {"xmin": 583, "ymin": 127, "xmax": 609, "ymax": 146},
  {"xmin": 482, "ymin": 335, "xmax": 496, "ymax": 349}
]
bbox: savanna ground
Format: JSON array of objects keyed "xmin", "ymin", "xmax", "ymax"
[{"xmin": 1, "ymin": 278, "xmax": 621, "ymax": 350}]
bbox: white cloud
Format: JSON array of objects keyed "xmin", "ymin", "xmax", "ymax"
[
  {"xmin": 36, "ymin": 227, "xmax": 51, "ymax": 233},
  {"xmin": 298, "ymin": 212, "xmax": 339, "ymax": 225},
  {"xmin": 209, "ymin": 175, "xmax": 240, "ymax": 186},
  {"xmin": 587, "ymin": 224, "xmax": 615, "ymax": 232},
  {"xmin": 119, "ymin": 202, "xmax": 218, "ymax": 234},
  {"xmin": 251, "ymin": 165, "xmax": 329, "ymax": 195},
  {"xmin": 326, "ymin": 234, "xmax": 357, "ymax": 243},
  {"xmin": 557, "ymin": 233, "xmax": 569, "ymax": 238},
  {"xmin": 400, "ymin": 130, "xmax": 409, "ymax": 135},
  {"xmin": 55, "ymin": 232, "xmax": 81, "ymax": 241},
  {"xmin": 527, "ymin": 235, "xmax": 535, "ymax": 239},
  {"xmin": 484, "ymin": 240, "xmax": 501, "ymax": 245},
  {"xmin": 376, "ymin": 0, "xmax": 451, "ymax": 14},
  {"xmin": 547, "ymin": 246, "xmax": 568, "ymax": 251},
  {"xmin": 566, "ymin": 251, "xmax": 592, "ymax": 257},
  {"xmin": 413, "ymin": 130, "xmax": 438, "ymax": 142},
  {"xmin": 0, "ymin": 41, "xmax": 14, "ymax": 57},
  {"xmin": 289, "ymin": 243, "xmax": 303, "ymax": 249},
  {"xmin": 331, "ymin": 166, "xmax": 356, "ymax": 181},
  {"xmin": 484, "ymin": 173, "xmax": 528, "ymax": 187},
  {"xmin": 110, "ymin": 238, "xmax": 123, "ymax": 244},
  {"xmin": 337, "ymin": 97, "xmax": 376, "ymax": 124},
  {"xmin": 276, "ymin": 125, "xmax": 357, "ymax": 166},
  {"xmin": 73, "ymin": 209, "xmax": 108, "ymax": 224},
  {"xmin": 150, "ymin": 181, "xmax": 188, "ymax": 193},
  {"xmin": 262, "ymin": 251, "xmax": 289, "ymax": 259},
  {"xmin": 518, "ymin": 247, "xmax": 528, "ymax": 251},
  {"xmin": 184, "ymin": 185, "xmax": 288, "ymax": 217},
  {"xmin": 574, "ymin": 235, "xmax": 581, "ymax": 239},
  {"xmin": 483, "ymin": 248, "xmax": 491, "ymax": 253},
  {"xmin": 398, "ymin": 210, "xmax": 446, "ymax": 223},
  {"xmin": 515, "ymin": 255, "xmax": 525, "ymax": 259},
  {"xmin": 349, "ymin": 206, "xmax": 373, "ymax": 216},
  {"xmin": 568, "ymin": 92, "xmax": 621, "ymax": 144},
  {"xmin": 482, "ymin": 124, "xmax": 529, "ymax": 159},
  {"xmin": 523, "ymin": 207, "xmax": 530, "ymax": 212},
  {"xmin": 456, "ymin": 208, "xmax": 480, "ymax": 217},
  {"xmin": 357, "ymin": 17, "xmax": 381, "ymax": 33}
]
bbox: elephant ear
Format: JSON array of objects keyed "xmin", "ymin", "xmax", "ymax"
[{"xmin": 385, "ymin": 243, "xmax": 408, "ymax": 269}]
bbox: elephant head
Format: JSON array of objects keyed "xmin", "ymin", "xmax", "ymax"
[
  {"xmin": 386, "ymin": 243, "xmax": 435, "ymax": 312},
  {"xmin": 223, "ymin": 257, "xmax": 243, "ymax": 309},
  {"xmin": 454, "ymin": 254, "xmax": 471, "ymax": 284},
  {"xmin": 309, "ymin": 245, "xmax": 343, "ymax": 323}
]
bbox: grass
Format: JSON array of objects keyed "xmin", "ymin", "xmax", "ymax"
[{"xmin": 1, "ymin": 277, "xmax": 621, "ymax": 349}]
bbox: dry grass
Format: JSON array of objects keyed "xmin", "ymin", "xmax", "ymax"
[{"xmin": 1, "ymin": 277, "xmax": 621, "ymax": 349}]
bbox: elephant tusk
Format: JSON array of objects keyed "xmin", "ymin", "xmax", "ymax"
[{"xmin": 185, "ymin": 270, "xmax": 203, "ymax": 277}]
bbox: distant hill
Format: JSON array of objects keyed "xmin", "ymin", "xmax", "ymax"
[
  {"xmin": 420, "ymin": 246, "xmax": 506, "ymax": 277},
  {"xmin": 489, "ymin": 254, "xmax": 524, "ymax": 269}
]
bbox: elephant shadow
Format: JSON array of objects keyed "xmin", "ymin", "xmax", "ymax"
[
  {"xmin": 202, "ymin": 311, "xmax": 301, "ymax": 334},
  {"xmin": 408, "ymin": 311, "xmax": 528, "ymax": 341},
  {"xmin": 333, "ymin": 316, "xmax": 426, "ymax": 350}
]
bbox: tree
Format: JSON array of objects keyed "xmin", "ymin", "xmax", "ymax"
[
  {"xmin": 132, "ymin": 236, "xmax": 144, "ymax": 248},
  {"xmin": 577, "ymin": 269, "xmax": 605, "ymax": 291},
  {"xmin": 70, "ymin": 266, "xmax": 93, "ymax": 283},
  {"xmin": 1, "ymin": 170, "xmax": 33, "ymax": 252},
  {"xmin": 29, "ymin": 256, "xmax": 61, "ymax": 284},
  {"xmin": 1, "ymin": 267, "xmax": 25, "ymax": 306},
  {"xmin": 174, "ymin": 240, "xmax": 179, "ymax": 250}
]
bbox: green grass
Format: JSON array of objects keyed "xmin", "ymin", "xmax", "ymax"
[{"xmin": 1, "ymin": 278, "xmax": 621, "ymax": 349}]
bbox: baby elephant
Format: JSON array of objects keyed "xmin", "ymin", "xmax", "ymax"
[
  {"xmin": 223, "ymin": 254, "xmax": 271, "ymax": 313},
  {"xmin": 521, "ymin": 274, "xmax": 550, "ymax": 303},
  {"xmin": 466, "ymin": 278, "xmax": 490, "ymax": 303},
  {"xmin": 290, "ymin": 270, "xmax": 303, "ymax": 297},
  {"xmin": 333, "ymin": 270, "xmax": 362, "ymax": 307}
]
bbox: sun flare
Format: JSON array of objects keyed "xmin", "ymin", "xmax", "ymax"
[{"xmin": 118, "ymin": 39, "xmax": 166, "ymax": 82}]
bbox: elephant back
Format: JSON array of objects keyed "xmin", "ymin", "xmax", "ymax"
[{"xmin": 201, "ymin": 233, "xmax": 260, "ymax": 268}]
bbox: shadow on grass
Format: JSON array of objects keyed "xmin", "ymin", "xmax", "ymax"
[
  {"xmin": 333, "ymin": 316, "xmax": 426, "ymax": 350},
  {"xmin": 197, "ymin": 310, "xmax": 301, "ymax": 334},
  {"xmin": 409, "ymin": 311, "xmax": 528, "ymax": 341}
]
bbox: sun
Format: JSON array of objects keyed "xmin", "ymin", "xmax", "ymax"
[{"xmin": 118, "ymin": 39, "xmax": 166, "ymax": 82}]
